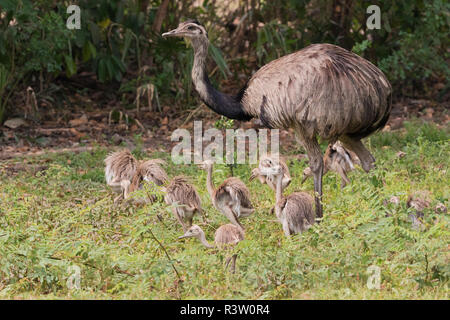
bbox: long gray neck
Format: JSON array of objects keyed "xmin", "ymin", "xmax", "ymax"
[
  {"xmin": 191, "ymin": 37, "xmax": 252, "ymax": 121},
  {"xmin": 205, "ymin": 165, "xmax": 216, "ymax": 201},
  {"xmin": 274, "ymin": 174, "xmax": 283, "ymax": 218},
  {"xmin": 198, "ymin": 231, "xmax": 214, "ymax": 248}
]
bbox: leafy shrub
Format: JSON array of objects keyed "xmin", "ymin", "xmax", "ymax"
[{"xmin": 377, "ymin": 0, "xmax": 449, "ymax": 96}]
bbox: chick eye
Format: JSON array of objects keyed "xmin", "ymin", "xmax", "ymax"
[{"xmin": 187, "ymin": 26, "xmax": 195, "ymax": 30}]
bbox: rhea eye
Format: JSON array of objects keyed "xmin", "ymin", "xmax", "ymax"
[{"xmin": 187, "ymin": 26, "xmax": 195, "ymax": 30}]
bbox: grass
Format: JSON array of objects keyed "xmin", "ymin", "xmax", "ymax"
[{"xmin": 0, "ymin": 121, "xmax": 448, "ymax": 299}]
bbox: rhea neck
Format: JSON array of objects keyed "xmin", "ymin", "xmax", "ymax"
[
  {"xmin": 190, "ymin": 36, "xmax": 252, "ymax": 121},
  {"xmin": 197, "ymin": 231, "xmax": 214, "ymax": 248},
  {"xmin": 274, "ymin": 173, "xmax": 283, "ymax": 218},
  {"xmin": 205, "ymin": 164, "xmax": 216, "ymax": 200}
]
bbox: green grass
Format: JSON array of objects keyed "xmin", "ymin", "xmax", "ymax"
[{"xmin": 0, "ymin": 121, "xmax": 449, "ymax": 299}]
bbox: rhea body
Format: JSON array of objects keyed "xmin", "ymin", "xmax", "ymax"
[
  {"xmin": 201, "ymin": 160, "xmax": 253, "ymax": 231},
  {"xmin": 179, "ymin": 224, "xmax": 244, "ymax": 272},
  {"xmin": 162, "ymin": 20, "xmax": 392, "ymax": 219},
  {"xmin": 164, "ymin": 176, "xmax": 203, "ymax": 231},
  {"xmin": 104, "ymin": 149, "xmax": 138, "ymax": 202},
  {"xmin": 302, "ymin": 141, "xmax": 357, "ymax": 188},
  {"xmin": 104, "ymin": 150, "xmax": 168, "ymax": 203},
  {"xmin": 128, "ymin": 159, "xmax": 169, "ymax": 203},
  {"xmin": 406, "ymin": 191, "xmax": 431, "ymax": 231},
  {"xmin": 259, "ymin": 159, "xmax": 315, "ymax": 236},
  {"xmin": 250, "ymin": 154, "xmax": 291, "ymax": 193}
]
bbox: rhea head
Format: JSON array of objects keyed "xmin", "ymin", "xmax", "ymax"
[
  {"xmin": 198, "ymin": 159, "xmax": 214, "ymax": 170},
  {"xmin": 178, "ymin": 224, "xmax": 204, "ymax": 240},
  {"xmin": 259, "ymin": 161, "xmax": 283, "ymax": 178},
  {"xmin": 162, "ymin": 20, "xmax": 208, "ymax": 40}
]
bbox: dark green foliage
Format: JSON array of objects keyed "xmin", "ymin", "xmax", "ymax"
[
  {"xmin": 376, "ymin": 0, "xmax": 449, "ymax": 96},
  {"xmin": 0, "ymin": 0, "xmax": 75, "ymax": 122},
  {"xmin": 0, "ymin": 1, "xmax": 448, "ymax": 123}
]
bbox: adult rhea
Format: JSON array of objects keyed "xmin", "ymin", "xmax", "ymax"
[{"xmin": 162, "ymin": 20, "xmax": 392, "ymax": 218}]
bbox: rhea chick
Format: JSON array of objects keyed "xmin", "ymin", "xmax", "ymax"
[
  {"xmin": 302, "ymin": 141, "xmax": 356, "ymax": 189},
  {"xmin": 164, "ymin": 176, "xmax": 203, "ymax": 231},
  {"xmin": 200, "ymin": 160, "xmax": 254, "ymax": 231},
  {"xmin": 250, "ymin": 154, "xmax": 291, "ymax": 192},
  {"xmin": 260, "ymin": 163, "xmax": 315, "ymax": 236},
  {"xmin": 104, "ymin": 149, "xmax": 138, "ymax": 203},
  {"xmin": 179, "ymin": 224, "xmax": 244, "ymax": 273},
  {"xmin": 128, "ymin": 159, "xmax": 168, "ymax": 204},
  {"xmin": 407, "ymin": 191, "xmax": 431, "ymax": 231}
]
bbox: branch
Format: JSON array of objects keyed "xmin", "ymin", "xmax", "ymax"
[{"xmin": 147, "ymin": 227, "xmax": 181, "ymax": 280}]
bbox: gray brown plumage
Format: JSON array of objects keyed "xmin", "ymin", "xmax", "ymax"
[
  {"xmin": 164, "ymin": 176, "xmax": 203, "ymax": 231},
  {"xmin": 179, "ymin": 224, "xmax": 244, "ymax": 272},
  {"xmin": 139, "ymin": 159, "xmax": 168, "ymax": 185},
  {"xmin": 407, "ymin": 191, "xmax": 431, "ymax": 214},
  {"xmin": 407, "ymin": 191, "xmax": 431, "ymax": 231},
  {"xmin": 104, "ymin": 149, "xmax": 138, "ymax": 202},
  {"xmin": 259, "ymin": 162, "xmax": 315, "ymax": 236},
  {"xmin": 250, "ymin": 154, "xmax": 291, "ymax": 192},
  {"xmin": 201, "ymin": 160, "xmax": 254, "ymax": 231},
  {"xmin": 104, "ymin": 149, "xmax": 168, "ymax": 204},
  {"xmin": 277, "ymin": 193, "xmax": 315, "ymax": 235},
  {"xmin": 163, "ymin": 20, "xmax": 392, "ymax": 219},
  {"xmin": 302, "ymin": 141, "xmax": 356, "ymax": 188},
  {"xmin": 128, "ymin": 159, "xmax": 169, "ymax": 203}
]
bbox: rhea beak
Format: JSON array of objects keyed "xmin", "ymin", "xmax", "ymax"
[
  {"xmin": 178, "ymin": 235, "xmax": 187, "ymax": 239},
  {"xmin": 162, "ymin": 28, "xmax": 183, "ymax": 38}
]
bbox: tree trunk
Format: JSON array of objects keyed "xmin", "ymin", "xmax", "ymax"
[
  {"xmin": 330, "ymin": 0, "xmax": 354, "ymax": 49},
  {"xmin": 147, "ymin": 0, "xmax": 171, "ymax": 68},
  {"xmin": 152, "ymin": 0, "xmax": 171, "ymax": 34},
  {"xmin": 140, "ymin": 0, "xmax": 150, "ymax": 13}
]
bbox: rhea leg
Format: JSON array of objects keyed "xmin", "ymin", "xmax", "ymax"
[
  {"xmin": 340, "ymin": 175, "xmax": 350, "ymax": 189},
  {"xmin": 108, "ymin": 180, "xmax": 127, "ymax": 204},
  {"xmin": 282, "ymin": 221, "xmax": 291, "ymax": 237},
  {"xmin": 339, "ymin": 136, "xmax": 375, "ymax": 173},
  {"xmin": 296, "ymin": 132, "xmax": 324, "ymax": 219},
  {"xmin": 223, "ymin": 205, "xmax": 244, "ymax": 231},
  {"xmin": 335, "ymin": 165, "xmax": 350, "ymax": 189},
  {"xmin": 121, "ymin": 180, "xmax": 131, "ymax": 199},
  {"xmin": 225, "ymin": 256, "xmax": 232, "ymax": 270},
  {"xmin": 230, "ymin": 254, "xmax": 237, "ymax": 273},
  {"xmin": 239, "ymin": 207, "xmax": 254, "ymax": 217},
  {"xmin": 224, "ymin": 254, "xmax": 238, "ymax": 273},
  {"xmin": 172, "ymin": 206, "xmax": 187, "ymax": 232}
]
